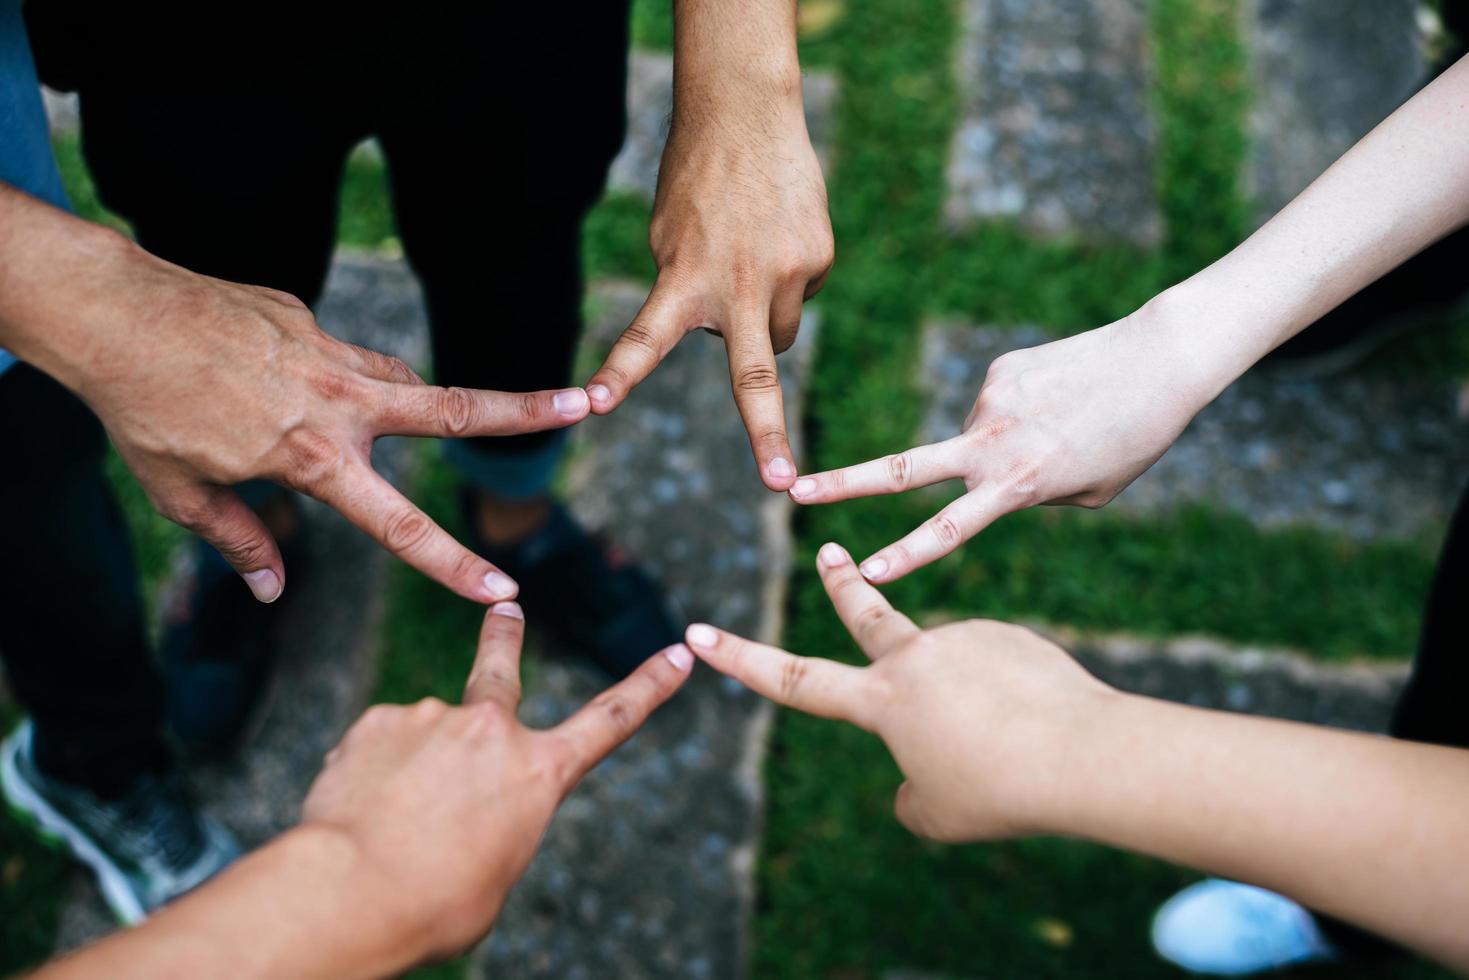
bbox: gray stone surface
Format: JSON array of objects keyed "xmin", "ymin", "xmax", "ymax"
[
  {"xmin": 921, "ymin": 322, "xmax": 1469, "ymax": 541},
  {"xmin": 471, "ymin": 280, "xmax": 817, "ymax": 979},
  {"xmin": 1042, "ymin": 625, "xmax": 1408, "ymax": 733},
  {"xmin": 1245, "ymin": 0, "xmax": 1428, "ymax": 223},
  {"xmin": 607, "ymin": 50, "xmax": 841, "ymax": 203},
  {"xmin": 53, "ymin": 255, "xmax": 431, "ymax": 950},
  {"xmin": 945, "ymin": 0, "xmax": 1161, "ymax": 244}
]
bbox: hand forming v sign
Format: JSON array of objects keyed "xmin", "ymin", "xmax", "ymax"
[
  {"xmin": 787, "ymin": 312, "xmax": 1214, "ymax": 582},
  {"xmin": 0, "ymin": 194, "xmax": 590, "ymax": 605},
  {"xmin": 584, "ymin": 0, "xmax": 833, "ymax": 491},
  {"xmin": 300, "ymin": 604, "xmax": 693, "ymax": 968},
  {"xmin": 683, "ymin": 542, "xmax": 1112, "ymax": 842}
]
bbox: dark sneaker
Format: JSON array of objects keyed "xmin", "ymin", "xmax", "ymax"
[
  {"xmin": 160, "ymin": 524, "xmax": 307, "ymax": 756},
  {"xmin": 1, "ymin": 721, "xmax": 239, "ymax": 924},
  {"xmin": 466, "ymin": 496, "xmax": 682, "ymax": 678}
]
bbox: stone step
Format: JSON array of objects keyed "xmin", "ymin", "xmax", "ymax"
[
  {"xmin": 944, "ymin": 0, "xmax": 1161, "ymax": 245},
  {"xmin": 52, "ymin": 254, "xmax": 432, "ymax": 949},
  {"xmin": 469, "ymin": 280, "xmax": 817, "ymax": 979},
  {"xmin": 607, "ymin": 50, "xmax": 841, "ymax": 204},
  {"xmin": 1245, "ymin": 0, "xmax": 1432, "ymax": 225},
  {"xmin": 920, "ymin": 321, "xmax": 1469, "ymax": 541}
]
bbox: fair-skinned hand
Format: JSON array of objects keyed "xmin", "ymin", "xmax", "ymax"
[
  {"xmin": 5, "ymin": 202, "xmax": 590, "ymax": 604},
  {"xmin": 787, "ymin": 309, "xmax": 1217, "ymax": 582},
  {"xmin": 300, "ymin": 603, "xmax": 695, "ymax": 965},
  {"xmin": 586, "ymin": 0, "xmax": 833, "ymax": 492},
  {"xmin": 683, "ymin": 542, "xmax": 1114, "ymax": 842}
]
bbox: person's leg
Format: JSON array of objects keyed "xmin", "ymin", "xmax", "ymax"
[
  {"xmin": 374, "ymin": 2, "xmax": 677, "ymax": 676},
  {"xmin": 72, "ymin": 76, "xmax": 356, "ymax": 749},
  {"xmin": 0, "ymin": 365, "xmax": 164, "ymax": 796}
]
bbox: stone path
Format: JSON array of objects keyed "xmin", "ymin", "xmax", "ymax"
[
  {"xmin": 608, "ymin": 51, "xmax": 841, "ymax": 202},
  {"xmin": 920, "ymin": 322, "xmax": 1469, "ymax": 541},
  {"xmin": 1245, "ymin": 0, "xmax": 1428, "ymax": 224},
  {"xmin": 471, "ymin": 281, "xmax": 816, "ymax": 979},
  {"xmin": 944, "ymin": 0, "xmax": 1160, "ymax": 245}
]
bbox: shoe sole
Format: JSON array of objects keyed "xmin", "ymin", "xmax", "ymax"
[{"xmin": 0, "ymin": 728, "xmax": 146, "ymax": 926}]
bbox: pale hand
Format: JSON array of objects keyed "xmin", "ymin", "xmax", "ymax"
[
  {"xmin": 789, "ymin": 310, "xmax": 1214, "ymax": 581},
  {"xmin": 684, "ymin": 542, "xmax": 1114, "ymax": 842}
]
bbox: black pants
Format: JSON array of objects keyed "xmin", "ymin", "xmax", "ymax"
[{"xmin": 0, "ymin": 4, "xmax": 630, "ymax": 792}]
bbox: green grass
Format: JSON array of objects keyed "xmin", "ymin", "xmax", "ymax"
[{"xmin": 9, "ymin": 3, "xmax": 1455, "ymax": 976}]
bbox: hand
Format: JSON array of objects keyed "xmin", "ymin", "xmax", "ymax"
[
  {"xmin": 788, "ymin": 309, "xmax": 1217, "ymax": 581},
  {"xmin": 683, "ymin": 542, "xmax": 1115, "ymax": 842},
  {"xmin": 301, "ymin": 603, "xmax": 695, "ymax": 965},
  {"xmin": 586, "ymin": 72, "xmax": 833, "ymax": 491},
  {"xmin": 50, "ymin": 237, "xmax": 591, "ymax": 603}
]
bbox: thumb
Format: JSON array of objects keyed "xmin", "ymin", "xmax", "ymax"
[{"xmin": 172, "ymin": 484, "xmax": 287, "ymax": 602}]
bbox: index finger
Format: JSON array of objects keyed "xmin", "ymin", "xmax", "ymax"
[
  {"xmin": 814, "ymin": 543, "xmax": 918, "ymax": 658},
  {"xmin": 463, "ymin": 603, "xmax": 527, "ymax": 709},
  {"xmin": 372, "ymin": 383, "xmax": 589, "ymax": 439},
  {"xmin": 317, "ymin": 462, "xmax": 518, "ymax": 604},
  {"xmin": 682, "ymin": 623, "xmax": 877, "ymax": 729},
  {"xmin": 585, "ymin": 275, "xmax": 690, "ymax": 415},
  {"xmin": 788, "ymin": 437, "xmax": 969, "ymax": 505},
  {"xmin": 724, "ymin": 309, "xmax": 795, "ymax": 491},
  {"xmin": 548, "ymin": 644, "xmax": 695, "ymax": 785}
]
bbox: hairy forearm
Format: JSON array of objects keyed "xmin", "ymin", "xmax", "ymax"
[
  {"xmin": 1046, "ymin": 695, "xmax": 1469, "ymax": 969},
  {"xmin": 1144, "ymin": 54, "xmax": 1469, "ymax": 396},
  {"xmin": 0, "ymin": 181, "xmax": 136, "ymax": 390},
  {"xmin": 671, "ymin": 0, "xmax": 802, "ymax": 119},
  {"xmin": 31, "ymin": 828, "xmax": 421, "ymax": 980}
]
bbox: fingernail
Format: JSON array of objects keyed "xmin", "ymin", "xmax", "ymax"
[
  {"xmin": 483, "ymin": 570, "xmax": 518, "ymax": 600},
  {"xmin": 553, "ymin": 389, "xmax": 589, "ymax": 416},
  {"xmin": 663, "ymin": 643, "xmax": 694, "ymax": 672},
  {"xmin": 686, "ymin": 623, "xmax": 718, "ymax": 649},
  {"xmin": 790, "ymin": 477, "xmax": 817, "ymax": 499},
  {"xmin": 818, "ymin": 542, "xmax": 848, "ymax": 568},
  {"xmin": 767, "ymin": 457, "xmax": 795, "ymax": 480},
  {"xmin": 243, "ymin": 569, "xmax": 282, "ymax": 603},
  {"xmin": 859, "ymin": 558, "xmax": 889, "ymax": 581},
  {"xmin": 491, "ymin": 601, "xmax": 524, "ymax": 619},
  {"xmin": 587, "ymin": 384, "xmax": 612, "ymax": 406}
]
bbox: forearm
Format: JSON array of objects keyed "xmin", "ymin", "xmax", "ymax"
[
  {"xmin": 32, "ymin": 828, "xmax": 423, "ymax": 980},
  {"xmin": 0, "ymin": 181, "xmax": 136, "ymax": 390},
  {"xmin": 1047, "ymin": 694, "xmax": 1469, "ymax": 969},
  {"xmin": 671, "ymin": 0, "xmax": 803, "ymax": 123},
  {"xmin": 1144, "ymin": 55, "xmax": 1469, "ymax": 395}
]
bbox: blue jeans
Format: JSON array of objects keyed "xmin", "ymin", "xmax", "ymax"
[{"xmin": 0, "ymin": 0, "xmax": 69, "ymax": 376}]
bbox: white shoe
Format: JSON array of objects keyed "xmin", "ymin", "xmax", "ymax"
[{"xmin": 1152, "ymin": 879, "xmax": 1337, "ymax": 975}]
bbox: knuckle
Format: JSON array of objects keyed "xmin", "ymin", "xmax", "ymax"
[
  {"xmin": 282, "ymin": 429, "xmax": 343, "ymax": 491},
  {"xmin": 885, "ymin": 451, "xmax": 914, "ymax": 491},
  {"xmin": 778, "ymin": 655, "xmax": 809, "ymax": 703},
  {"xmin": 310, "ymin": 369, "xmax": 363, "ymax": 404},
  {"xmin": 412, "ymin": 696, "xmax": 449, "ymax": 718},
  {"xmin": 594, "ymin": 693, "xmax": 637, "ymax": 740},
  {"xmin": 436, "ymin": 387, "xmax": 479, "ymax": 437},
  {"xmin": 213, "ymin": 530, "xmax": 273, "ymax": 569},
  {"xmin": 927, "ymin": 513, "xmax": 964, "ymax": 550},
  {"xmin": 382, "ymin": 505, "xmax": 434, "ymax": 554},
  {"xmin": 853, "ymin": 603, "xmax": 891, "ymax": 635},
  {"xmin": 734, "ymin": 363, "xmax": 781, "ymax": 394},
  {"xmin": 383, "ymin": 354, "xmax": 419, "ymax": 384},
  {"xmin": 516, "ymin": 392, "xmax": 543, "ymax": 425},
  {"xmin": 617, "ymin": 320, "xmax": 663, "ymax": 359}
]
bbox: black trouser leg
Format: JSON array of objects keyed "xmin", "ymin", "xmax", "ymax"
[
  {"xmin": 0, "ymin": 366, "xmax": 166, "ymax": 796},
  {"xmin": 378, "ymin": 0, "xmax": 631, "ymax": 466}
]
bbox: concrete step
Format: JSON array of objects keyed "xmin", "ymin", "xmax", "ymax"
[{"xmin": 944, "ymin": 0, "xmax": 1161, "ymax": 245}]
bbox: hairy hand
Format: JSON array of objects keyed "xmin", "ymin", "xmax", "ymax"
[{"xmin": 302, "ymin": 604, "xmax": 694, "ymax": 963}]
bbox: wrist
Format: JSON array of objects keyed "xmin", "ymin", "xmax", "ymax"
[{"xmin": 1025, "ymin": 687, "xmax": 1147, "ymax": 838}]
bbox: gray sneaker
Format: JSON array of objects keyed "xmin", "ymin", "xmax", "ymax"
[{"xmin": 0, "ymin": 721, "xmax": 240, "ymax": 924}]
